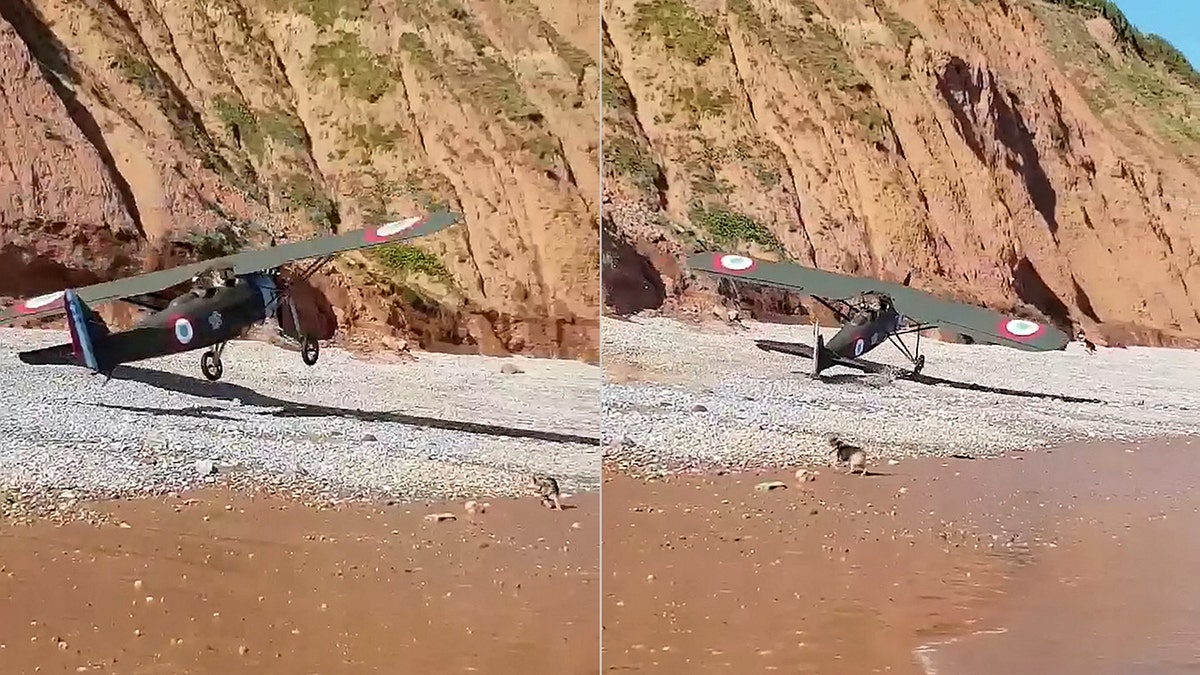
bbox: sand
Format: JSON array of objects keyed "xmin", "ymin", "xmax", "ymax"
[
  {"xmin": 601, "ymin": 436, "xmax": 1200, "ymax": 674},
  {"xmin": 8, "ymin": 437, "xmax": 1199, "ymax": 674},
  {"xmin": 0, "ymin": 490, "xmax": 599, "ymax": 675}
]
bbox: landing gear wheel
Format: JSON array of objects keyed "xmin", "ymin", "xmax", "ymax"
[
  {"xmin": 913, "ymin": 355, "xmax": 926, "ymax": 375},
  {"xmin": 300, "ymin": 334, "xmax": 320, "ymax": 366},
  {"xmin": 201, "ymin": 351, "xmax": 223, "ymax": 381}
]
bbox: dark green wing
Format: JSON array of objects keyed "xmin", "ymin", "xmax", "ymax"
[
  {"xmin": 686, "ymin": 252, "xmax": 1070, "ymax": 352},
  {"xmin": 220, "ymin": 210, "xmax": 459, "ymax": 275},
  {"xmin": 0, "ymin": 210, "xmax": 460, "ymax": 326},
  {"xmin": 885, "ymin": 285, "xmax": 1069, "ymax": 351},
  {"xmin": 687, "ymin": 252, "xmax": 879, "ymax": 300}
]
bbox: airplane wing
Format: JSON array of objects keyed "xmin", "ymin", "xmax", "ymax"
[
  {"xmin": 686, "ymin": 252, "xmax": 1070, "ymax": 352},
  {"xmin": 0, "ymin": 210, "xmax": 460, "ymax": 326}
]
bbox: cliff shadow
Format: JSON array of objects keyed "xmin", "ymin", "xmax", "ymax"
[
  {"xmin": 0, "ymin": 246, "xmax": 105, "ymax": 300},
  {"xmin": 277, "ymin": 275, "xmax": 339, "ymax": 341},
  {"xmin": 0, "ymin": 0, "xmax": 145, "ymax": 236},
  {"xmin": 601, "ymin": 218, "xmax": 666, "ymax": 315},
  {"xmin": 936, "ymin": 55, "xmax": 1058, "ymax": 234}
]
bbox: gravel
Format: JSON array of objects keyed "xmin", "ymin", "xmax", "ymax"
[
  {"xmin": 602, "ymin": 316, "xmax": 1200, "ymax": 476},
  {"xmin": 0, "ymin": 328, "xmax": 600, "ymax": 515}
]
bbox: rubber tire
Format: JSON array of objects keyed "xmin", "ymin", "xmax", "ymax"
[
  {"xmin": 913, "ymin": 354, "xmax": 926, "ymax": 375},
  {"xmin": 300, "ymin": 335, "xmax": 320, "ymax": 366},
  {"xmin": 201, "ymin": 351, "xmax": 223, "ymax": 381}
]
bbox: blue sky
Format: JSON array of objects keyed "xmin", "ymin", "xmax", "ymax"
[{"xmin": 1112, "ymin": 0, "xmax": 1200, "ymax": 67}]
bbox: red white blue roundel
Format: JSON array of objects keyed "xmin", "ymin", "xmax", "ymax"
[
  {"xmin": 15, "ymin": 290, "xmax": 65, "ymax": 314},
  {"xmin": 174, "ymin": 317, "xmax": 194, "ymax": 344},
  {"xmin": 364, "ymin": 215, "xmax": 423, "ymax": 243},
  {"xmin": 712, "ymin": 253, "xmax": 757, "ymax": 273},
  {"xmin": 999, "ymin": 318, "xmax": 1045, "ymax": 340}
]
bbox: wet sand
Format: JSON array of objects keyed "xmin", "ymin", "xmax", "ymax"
[
  {"xmin": 0, "ymin": 490, "xmax": 599, "ymax": 674},
  {"xmin": 602, "ymin": 437, "xmax": 1200, "ymax": 673}
]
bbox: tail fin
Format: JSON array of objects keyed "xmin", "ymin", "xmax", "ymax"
[
  {"xmin": 64, "ymin": 289, "xmax": 108, "ymax": 373},
  {"xmin": 810, "ymin": 321, "xmax": 833, "ymax": 377}
]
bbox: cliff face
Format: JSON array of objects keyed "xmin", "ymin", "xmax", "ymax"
[
  {"xmin": 601, "ymin": 0, "xmax": 1200, "ymax": 347},
  {"xmin": 0, "ymin": 0, "xmax": 600, "ymax": 361}
]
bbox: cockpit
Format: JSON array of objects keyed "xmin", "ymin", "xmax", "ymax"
[
  {"xmin": 166, "ymin": 268, "xmax": 241, "ymax": 308},
  {"xmin": 190, "ymin": 267, "xmax": 239, "ymax": 297},
  {"xmin": 847, "ymin": 291, "xmax": 893, "ymax": 325}
]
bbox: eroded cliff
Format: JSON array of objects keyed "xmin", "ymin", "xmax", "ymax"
[
  {"xmin": 601, "ymin": 0, "xmax": 1200, "ymax": 347},
  {"xmin": 0, "ymin": 0, "xmax": 600, "ymax": 361}
]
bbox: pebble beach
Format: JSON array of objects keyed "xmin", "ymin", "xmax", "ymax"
[
  {"xmin": 601, "ymin": 316, "xmax": 1200, "ymax": 475},
  {"xmin": 0, "ymin": 328, "xmax": 601, "ymax": 516}
]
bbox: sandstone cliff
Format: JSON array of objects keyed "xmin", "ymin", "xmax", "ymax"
[
  {"xmin": 0, "ymin": 0, "xmax": 600, "ymax": 361},
  {"xmin": 601, "ymin": 0, "xmax": 1200, "ymax": 347}
]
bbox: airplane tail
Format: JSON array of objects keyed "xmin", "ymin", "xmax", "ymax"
[
  {"xmin": 810, "ymin": 321, "xmax": 834, "ymax": 377},
  {"xmin": 63, "ymin": 289, "xmax": 110, "ymax": 373}
]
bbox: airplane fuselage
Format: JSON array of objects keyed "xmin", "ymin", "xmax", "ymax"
[
  {"xmin": 823, "ymin": 301, "xmax": 901, "ymax": 361},
  {"xmin": 17, "ymin": 272, "xmax": 292, "ymax": 376},
  {"xmin": 129, "ymin": 273, "xmax": 282, "ymax": 352}
]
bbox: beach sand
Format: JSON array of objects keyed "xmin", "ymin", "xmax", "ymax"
[
  {"xmin": 0, "ymin": 490, "xmax": 599, "ymax": 675},
  {"xmin": 602, "ymin": 437, "xmax": 1200, "ymax": 673}
]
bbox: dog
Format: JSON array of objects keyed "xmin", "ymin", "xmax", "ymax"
[
  {"xmin": 1076, "ymin": 330, "xmax": 1096, "ymax": 355},
  {"xmin": 529, "ymin": 474, "xmax": 563, "ymax": 509},
  {"xmin": 826, "ymin": 435, "xmax": 868, "ymax": 476}
]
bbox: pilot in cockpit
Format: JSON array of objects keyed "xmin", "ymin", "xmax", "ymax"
[
  {"xmin": 849, "ymin": 292, "xmax": 882, "ymax": 325},
  {"xmin": 189, "ymin": 268, "xmax": 238, "ymax": 298}
]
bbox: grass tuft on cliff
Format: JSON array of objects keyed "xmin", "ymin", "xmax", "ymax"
[
  {"xmin": 375, "ymin": 244, "xmax": 452, "ymax": 281},
  {"xmin": 690, "ymin": 206, "xmax": 780, "ymax": 250},
  {"xmin": 1033, "ymin": 0, "xmax": 1200, "ymax": 146},
  {"xmin": 186, "ymin": 223, "xmax": 247, "ymax": 258},
  {"xmin": 308, "ymin": 31, "xmax": 394, "ymax": 102},
  {"xmin": 604, "ymin": 134, "xmax": 660, "ymax": 193},
  {"xmin": 1044, "ymin": 0, "xmax": 1200, "ymax": 88},
  {"xmin": 269, "ymin": 0, "xmax": 368, "ymax": 27},
  {"xmin": 631, "ymin": 0, "xmax": 725, "ymax": 65}
]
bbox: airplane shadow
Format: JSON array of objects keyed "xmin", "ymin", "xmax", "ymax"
[
  {"xmin": 98, "ymin": 365, "xmax": 600, "ymax": 446},
  {"xmin": 793, "ymin": 369, "xmax": 1105, "ymax": 405},
  {"xmin": 904, "ymin": 371, "xmax": 1105, "ymax": 405}
]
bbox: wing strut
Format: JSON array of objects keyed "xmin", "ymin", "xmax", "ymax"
[
  {"xmin": 885, "ymin": 322, "xmax": 925, "ymax": 375},
  {"xmin": 811, "ymin": 296, "xmax": 852, "ymax": 323},
  {"xmin": 294, "ymin": 255, "xmax": 337, "ymax": 282}
]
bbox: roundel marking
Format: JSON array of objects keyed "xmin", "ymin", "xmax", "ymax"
[
  {"xmin": 364, "ymin": 216, "xmax": 423, "ymax": 243},
  {"xmin": 854, "ymin": 337, "xmax": 866, "ymax": 356},
  {"xmin": 712, "ymin": 253, "xmax": 757, "ymax": 274},
  {"xmin": 1000, "ymin": 318, "xmax": 1045, "ymax": 340},
  {"xmin": 174, "ymin": 317, "xmax": 195, "ymax": 345},
  {"xmin": 19, "ymin": 290, "xmax": 65, "ymax": 313}
]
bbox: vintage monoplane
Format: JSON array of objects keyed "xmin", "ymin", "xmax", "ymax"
[
  {"xmin": 688, "ymin": 251, "xmax": 1070, "ymax": 378},
  {"xmin": 0, "ymin": 211, "xmax": 459, "ymax": 381}
]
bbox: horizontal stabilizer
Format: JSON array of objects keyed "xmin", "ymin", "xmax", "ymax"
[{"xmin": 754, "ymin": 339, "xmax": 891, "ymax": 374}]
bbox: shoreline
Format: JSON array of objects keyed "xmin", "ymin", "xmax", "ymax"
[
  {"xmin": 601, "ymin": 436, "xmax": 1200, "ymax": 674},
  {"xmin": 2, "ymin": 476, "xmax": 602, "ymax": 525}
]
